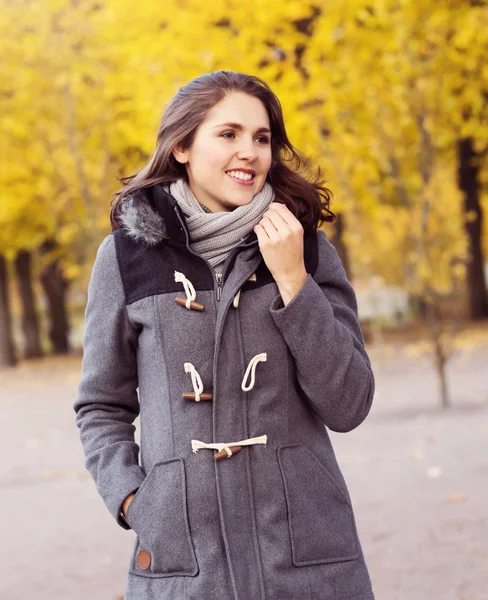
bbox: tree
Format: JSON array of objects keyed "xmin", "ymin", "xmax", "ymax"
[
  {"xmin": 0, "ymin": 0, "xmax": 486, "ymax": 400},
  {"xmin": 0, "ymin": 255, "xmax": 16, "ymax": 367},
  {"xmin": 14, "ymin": 250, "xmax": 43, "ymax": 358}
]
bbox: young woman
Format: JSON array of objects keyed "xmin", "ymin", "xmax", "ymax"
[{"xmin": 74, "ymin": 70, "xmax": 376, "ymax": 600}]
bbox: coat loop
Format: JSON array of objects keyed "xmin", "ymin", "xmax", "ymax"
[
  {"xmin": 233, "ymin": 289, "xmax": 241, "ymax": 308},
  {"xmin": 241, "ymin": 352, "xmax": 267, "ymax": 392},
  {"xmin": 174, "ymin": 271, "xmax": 196, "ymax": 309},
  {"xmin": 184, "ymin": 362, "xmax": 204, "ymax": 401},
  {"xmin": 191, "ymin": 434, "xmax": 267, "ymax": 456},
  {"xmin": 233, "ymin": 272, "xmax": 257, "ymax": 308}
]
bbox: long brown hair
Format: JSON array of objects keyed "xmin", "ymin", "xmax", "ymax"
[{"xmin": 110, "ymin": 70, "xmax": 335, "ymax": 234}]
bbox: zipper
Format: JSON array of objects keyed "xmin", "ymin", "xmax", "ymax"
[
  {"xmin": 215, "ymin": 272, "xmax": 223, "ymax": 301},
  {"xmin": 172, "ymin": 205, "xmax": 258, "ymax": 304}
]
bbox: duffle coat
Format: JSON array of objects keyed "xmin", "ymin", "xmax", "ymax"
[{"xmin": 73, "ymin": 183, "xmax": 376, "ymax": 600}]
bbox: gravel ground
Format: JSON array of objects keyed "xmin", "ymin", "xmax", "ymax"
[{"xmin": 1, "ymin": 335, "xmax": 487, "ymax": 600}]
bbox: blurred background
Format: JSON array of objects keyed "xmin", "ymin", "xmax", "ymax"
[{"xmin": 0, "ymin": 0, "xmax": 487, "ymax": 599}]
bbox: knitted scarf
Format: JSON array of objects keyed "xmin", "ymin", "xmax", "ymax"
[{"xmin": 166, "ymin": 178, "xmax": 275, "ymax": 273}]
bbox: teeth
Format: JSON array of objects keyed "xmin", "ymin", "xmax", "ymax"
[{"xmin": 227, "ymin": 171, "xmax": 253, "ymax": 181}]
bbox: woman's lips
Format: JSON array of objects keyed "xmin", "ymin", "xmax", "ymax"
[{"xmin": 226, "ymin": 172, "xmax": 255, "ymax": 186}]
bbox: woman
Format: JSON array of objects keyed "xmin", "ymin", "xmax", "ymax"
[{"xmin": 74, "ymin": 70, "xmax": 376, "ymax": 600}]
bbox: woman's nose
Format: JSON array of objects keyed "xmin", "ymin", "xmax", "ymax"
[{"xmin": 236, "ymin": 138, "xmax": 258, "ymax": 161}]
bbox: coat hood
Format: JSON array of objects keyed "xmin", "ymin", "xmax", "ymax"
[{"xmin": 117, "ymin": 187, "xmax": 171, "ymax": 247}]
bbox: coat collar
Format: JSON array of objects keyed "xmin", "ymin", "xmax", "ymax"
[{"xmin": 117, "ymin": 183, "xmax": 258, "ymax": 249}]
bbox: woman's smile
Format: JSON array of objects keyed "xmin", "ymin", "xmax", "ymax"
[{"xmin": 225, "ymin": 169, "xmax": 256, "ymax": 186}]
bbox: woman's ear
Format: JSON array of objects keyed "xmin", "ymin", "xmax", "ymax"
[{"xmin": 172, "ymin": 144, "xmax": 189, "ymax": 165}]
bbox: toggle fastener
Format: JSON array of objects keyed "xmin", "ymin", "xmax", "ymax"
[
  {"xmin": 174, "ymin": 271, "xmax": 205, "ymax": 311},
  {"xmin": 183, "ymin": 362, "xmax": 212, "ymax": 402},
  {"xmin": 183, "ymin": 392, "xmax": 213, "ymax": 401},
  {"xmin": 213, "ymin": 446, "xmax": 242, "ymax": 461},
  {"xmin": 191, "ymin": 435, "xmax": 267, "ymax": 461},
  {"xmin": 175, "ymin": 297, "xmax": 205, "ymax": 311}
]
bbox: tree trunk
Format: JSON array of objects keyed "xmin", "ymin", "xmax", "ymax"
[
  {"xmin": 14, "ymin": 250, "xmax": 43, "ymax": 359},
  {"xmin": 433, "ymin": 331, "xmax": 450, "ymax": 409},
  {"xmin": 0, "ymin": 255, "xmax": 17, "ymax": 367},
  {"xmin": 329, "ymin": 213, "xmax": 375, "ymax": 343},
  {"xmin": 457, "ymin": 137, "xmax": 488, "ymax": 320},
  {"xmin": 424, "ymin": 298, "xmax": 451, "ymax": 409},
  {"xmin": 39, "ymin": 240, "xmax": 70, "ymax": 354},
  {"xmin": 329, "ymin": 212, "xmax": 352, "ymax": 280}
]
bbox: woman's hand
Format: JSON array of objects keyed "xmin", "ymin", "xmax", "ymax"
[
  {"xmin": 254, "ymin": 202, "xmax": 308, "ymax": 305},
  {"xmin": 122, "ymin": 491, "xmax": 136, "ymax": 519}
]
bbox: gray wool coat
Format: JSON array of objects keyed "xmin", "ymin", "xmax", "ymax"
[{"xmin": 73, "ymin": 183, "xmax": 376, "ymax": 600}]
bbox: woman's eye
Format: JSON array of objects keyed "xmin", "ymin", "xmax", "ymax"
[{"xmin": 220, "ymin": 131, "xmax": 270, "ymax": 144}]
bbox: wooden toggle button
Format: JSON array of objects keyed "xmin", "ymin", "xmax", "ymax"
[
  {"xmin": 182, "ymin": 392, "xmax": 213, "ymax": 401},
  {"xmin": 175, "ymin": 296, "xmax": 205, "ymax": 311},
  {"xmin": 214, "ymin": 446, "xmax": 242, "ymax": 461},
  {"xmin": 137, "ymin": 549, "xmax": 151, "ymax": 570}
]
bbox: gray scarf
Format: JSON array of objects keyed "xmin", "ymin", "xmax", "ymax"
[{"xmin": 166, "ymin": 178, "xmax": 275, "ymax": 273}]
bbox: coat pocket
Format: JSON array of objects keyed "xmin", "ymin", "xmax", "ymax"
[
  {"xmin": 125, "ymin": 457, "xmax": 199, "ymax": 577},
  {"xmin": 277, "ymin": 444, "xmax": 359, "ymax": 567}
]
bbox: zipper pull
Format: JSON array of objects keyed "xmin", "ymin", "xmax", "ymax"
[{"xmin": 215, "ymin": 272, "xmax": 222, "ymax": 301}]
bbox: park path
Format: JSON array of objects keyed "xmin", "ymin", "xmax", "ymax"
[{"xmin": 0, "ymin": 336, "xmax": 487, "ymax": 600}]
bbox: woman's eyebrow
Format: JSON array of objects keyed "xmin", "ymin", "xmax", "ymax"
[{"xmin": 212, "ymin": 122, "xmax": 271, "ymax": 134}]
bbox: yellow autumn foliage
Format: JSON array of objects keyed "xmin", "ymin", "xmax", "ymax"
[{"xmin": 0, "ymin": 0, "xmax": 486, "ymax": 301}]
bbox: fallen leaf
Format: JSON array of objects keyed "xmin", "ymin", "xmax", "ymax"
[
  {"xmin": 409, "ymin": 449, "xmax": 425, "ymax": 460},
  {"xmin": 56, "ymin": 468, "xmax": 77, "ymax": 478},
  {"xmin": 427, "ymin": 467, "xmax": 443, "ymax": 478},
  {"xmin": 446, "ymin": 493, "xmax": 468, "ymax": 503}
]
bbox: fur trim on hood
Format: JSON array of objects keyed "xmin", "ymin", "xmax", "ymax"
[{"xmin": 117, "ymin": 192, "xmax": 169, "ymax": 247}]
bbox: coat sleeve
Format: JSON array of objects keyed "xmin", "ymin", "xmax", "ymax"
[
  {"xmin": 73, "ymin": 233, "xmax": 146, "ymax": 530},
  {"xmin": 269, "ymin": 229, "xmax": 375, "ymax": 432}
]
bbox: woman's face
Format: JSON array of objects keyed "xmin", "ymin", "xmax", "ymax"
[{"xmin": 172, "ymin": 91, "xmax": 273, "ymax": 212}]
